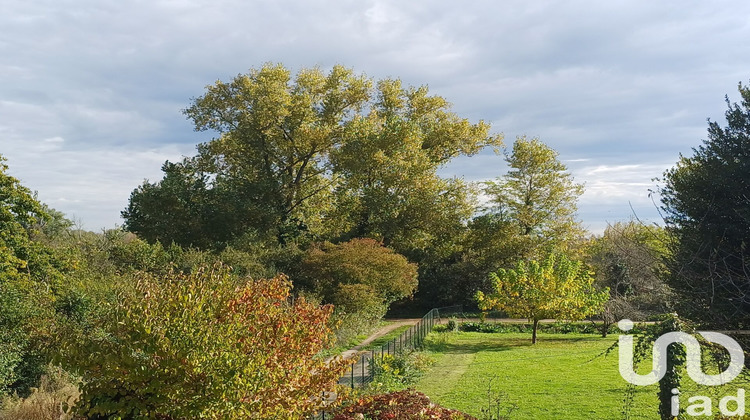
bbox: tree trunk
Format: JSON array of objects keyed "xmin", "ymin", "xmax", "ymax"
[{"xmin": 532, "ymin": 318, "xmax": 539, "ymax": 344}]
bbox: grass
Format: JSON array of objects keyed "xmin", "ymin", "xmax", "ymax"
[
  {"xmin": 415, "ymin": 331, "xmax": 660, "ymax": 419},
  {"xmin": 0, "ymin": 367, "xmax": 79, "ymax": 420},
  {"xmin": 361, "ymin": 325, "xmax": 413, "ymax": 351}
]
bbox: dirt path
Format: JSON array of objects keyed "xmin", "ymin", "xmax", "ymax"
[{"xmin": 338, "ymin": 318, "xmax": 421, "ymax": 361}]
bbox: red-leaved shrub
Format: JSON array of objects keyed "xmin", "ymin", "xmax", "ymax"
[{"xmin": 332, "ymin": 390, "xmax": 476, "ymax": 420}]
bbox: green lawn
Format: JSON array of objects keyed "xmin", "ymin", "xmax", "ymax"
[{"xmin": 415, "ymin": 332, "xmax": 660, "ymax": 419}]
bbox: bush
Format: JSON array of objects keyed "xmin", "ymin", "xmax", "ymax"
[
  {"xmin": 368, "ymin": 351, "xmax": 434, "ymax": 393},
  {"xmin": 58, "ymin": 266, "xmax": 350, "ymax": 419},
  {"xmin": 298, "ymin": 238, "xmax": 418, "ymax": 306},
  {"xmin": 433, "ymin": 324, "xmax": 448, "ymax": 333},
  {"xmin": 332, "ymin": 389, "xmax": 476, "ymax": 420},
  {"xmin": 447, "ymin": 317, "xmax": 458, "ymax": 332}
]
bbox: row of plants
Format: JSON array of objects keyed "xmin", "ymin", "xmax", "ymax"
[{"xmin": 436, "ymin": 319, "xmax": 647, "ymax": 335}]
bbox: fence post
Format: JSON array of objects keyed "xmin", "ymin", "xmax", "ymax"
[{"xmin": 351, "ymin": 360, "xmax": 354, "ymax": 389}]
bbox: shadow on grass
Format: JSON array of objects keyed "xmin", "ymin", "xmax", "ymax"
[
  {"xmin": 426, "ymin": 332, "xmax": 608, "ymax": 355},
  {"xmin": 426, "ymin": 338, "xmax": 513, "ymax": 354}
]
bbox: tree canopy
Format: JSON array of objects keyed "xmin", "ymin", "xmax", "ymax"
[
  {"xmin": 123, "ymin": 64, "xmax": 501, "ymax": 250},
  {"xmin": 659, "ymin": 82, "xmax": 750, "ymax": 328},
  {"xmin": 0, "ymin": 155, "xmax": 69, "ymax": 395},
  {"xmin": 483, "ymin": 136, "xmax": 584, "ymax": 259},
  {"xmin": 586, "ymin": 221, "xmax": 671, "ymax": 335},
  {"xmin": 476, "ymin": 254, "xmax": 608, "ymax": 343}
]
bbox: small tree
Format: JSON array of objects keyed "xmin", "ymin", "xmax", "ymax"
[
  {"xmin": 476, "ymin": 254, "xmax": 608, "ymax": 344},
  {"xmin": 59, "ymin": 266, "xmax": 350, "ymax": 419}
]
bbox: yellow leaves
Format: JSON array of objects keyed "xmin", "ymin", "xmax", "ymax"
[{"xmin": 479, "ymin": 254, "xmax": 609, "ymax": 322}]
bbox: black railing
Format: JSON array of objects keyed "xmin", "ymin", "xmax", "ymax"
[
  {"xmin": 338, "ymin": 305, "xmax": 462, "ymax": 390},
  {"xmin": 313, "ymin": 306, "xmax": 463, "ymax": 419}
]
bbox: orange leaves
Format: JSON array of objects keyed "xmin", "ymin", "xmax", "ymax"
[{"xmin": 63, "ymin": 266, "xmax": 351, "ymax": 419}]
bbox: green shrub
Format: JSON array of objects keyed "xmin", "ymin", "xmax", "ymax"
[
  {"xmin": 433, "ymin": 324, "xmax": 448, "ymax": 333},
  {"xmin": 298, "ymin": 238, "xmax": 418, "ymax": 308},
  {"xmin": 58, "ymin": 267, "xmax": 350, "ymax": 419},
  {"xmin": 447, "ymin": 317, "xmax": 458, "ymax": 332},
  {"xmin": 368, "ymin": 351, "xmax": 434, "ymax": 393},
  {"xmin": 457, "ymin": 321, "xmax": 614, "ymax": 335}
]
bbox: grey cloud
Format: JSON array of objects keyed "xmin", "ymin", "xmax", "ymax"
[{"xmin": 2, "ymin": 0, "xmax": 749, "ymax": 230}]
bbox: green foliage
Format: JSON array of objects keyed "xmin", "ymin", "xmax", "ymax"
[
  {"xmin": 123, "ymin": 63, "xmax": 500, "ymax": 252},
  {"xmin": 658, "ymin": 82, "xmax": 750, "ymax": 329},
  {"xmin": 586, "ymin": 221, "xmax": 672, "ymax": 335},
  {"xmin": 58, "ymin": 267, "xmax": 350, "ymax": 419},
  {"xmin": 298, "ymin": 238, "xmax": 417, "ymax": 347},
  {"xmin": 484, "ymin": 136, "xmax": 585, "ymax": 258},
  {"xmin": 122, "ymin": 159, "xmax": 237, "ymax": 249},
  {"xmin": 368, "ymin": 351, "xmax": 434, "ymax": 393},
  {"xmin": 125, "ymin": 64, "xmax": 372, "ymax": 246},
  {"xmin": 329, "ymin": 79, "xmax": 501, "ymax": 251},
  {"xmin": 447, "ymin": 317, "xmax": 458, "ymax": 332},
  {"xmin": 456, "ymin": 321, "xmax": 611, "ymax": 335},
  {"xmin": 476, "ymin": 254, "xmax": 608, "ymax": 343},
  {"xmin": 618, "ymin": 314, "xmax": 691, "ymax": 420},
  {"xmin": 0, "ymin": 155, "xmax": 71, "ymax": 396},
  {"xmin": 299, "ymin": 238, "xmax": 418, "ymax": 307}
]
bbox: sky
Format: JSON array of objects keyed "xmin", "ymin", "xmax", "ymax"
[{"xmin": 2, "ymin": 0, "xmax": 749, "ymax": 234}]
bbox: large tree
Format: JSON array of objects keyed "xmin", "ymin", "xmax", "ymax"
[
  {"xmin": 329, "ymin": 79, "xmax": 501, "ymax": 251},
  {"xmin": 125, "ymin": 64, "xmax": 371, "ymax": 247},
  {"xmin": 483, "ymin": 136, "xmax": 585, "ymax": 259},
  {"xmin": 123, "ymin": 64, "xmax": 500, "ymax": 250},
  {"xmin": 659, "ymin": 82, "xmax": 750, "ymax": 328}
]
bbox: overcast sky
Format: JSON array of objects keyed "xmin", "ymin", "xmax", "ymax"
[{"xmin": 2, "ymin": 0, "xmax": 749, "ymax": 234}]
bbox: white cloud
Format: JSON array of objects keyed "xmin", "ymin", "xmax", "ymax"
[{"xmin": 3, "ymin": 143, "xmax": 195, "ymax": 231}]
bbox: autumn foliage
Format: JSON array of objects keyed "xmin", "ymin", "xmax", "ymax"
[
  {"xmin": 59, "ymin": 266, "xmax": 350, "ymax": 419},
  {"xmin": 332, "ymin": 390, "xmax": 476, "ymax": 420}
]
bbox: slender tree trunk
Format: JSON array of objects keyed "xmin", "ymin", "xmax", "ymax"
[{"xmin": 532, "ymin": 318, "xmax": 539, "ymax": 344}]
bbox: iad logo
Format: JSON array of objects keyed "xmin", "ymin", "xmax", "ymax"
[
  {"xmin": 618, "ymin": 319, "xmax": 744, "ymax": 386},
  {"xmin": 618, "ymin": 319, "xmax": 746, "ymax": 417}
]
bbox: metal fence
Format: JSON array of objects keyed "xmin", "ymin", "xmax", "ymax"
[
  {"xmin": 313, "ymin": 305, "xmax": 462, "ymax": 419},
  {"xmin": 338, "ymin": 305, "xmax": 463, "ymax": 390}
]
